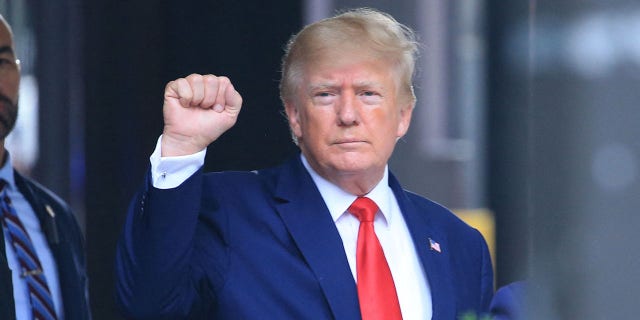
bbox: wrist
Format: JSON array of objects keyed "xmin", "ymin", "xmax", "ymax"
[{"xmin": 160, "ymin": 133, "xmax": 206, "ymax": 157}]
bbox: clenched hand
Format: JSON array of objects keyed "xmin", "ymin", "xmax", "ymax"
[{"xmin": 161, "ymin": 74, "xmax": 243, "ymax": 156}]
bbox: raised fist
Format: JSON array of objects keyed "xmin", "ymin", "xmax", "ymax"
[{"xmin": 161, "ymin": 74, "xmax": 243, "ymax": 156}]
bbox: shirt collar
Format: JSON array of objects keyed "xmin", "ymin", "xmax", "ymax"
[
  {"xmin": 300, "ymin": 154, "xmax": 394, "ymax": 225},
  {"xmin": 0, "ymin": 152, "xmax": 15, "ymax": 190}
]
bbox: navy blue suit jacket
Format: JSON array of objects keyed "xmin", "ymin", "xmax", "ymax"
[
  {"xmin": 116, "ymin": 155, "xmax": 493, "ymax": 319},
  {"xmin": 490, "ymin": 281, "xmax": 527, "ymax": 320},
  {"xmin": 0, "ymin": 171, "xmax": 91, "ymax": 320}
]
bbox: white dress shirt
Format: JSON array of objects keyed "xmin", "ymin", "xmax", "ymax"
[
  {"xmin": 1, "ymin": 153, "xmax": 63, "ymax": 319},
  {"xmin": 149, "ymin": 135, "xmax": 433, "ymax": 319}
]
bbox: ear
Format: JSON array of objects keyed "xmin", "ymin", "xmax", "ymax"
[
  {"xmin": 284, "ymin": 101, "xmax": 303, "ymax": 139},
  {"xmin": 396, "ymin": 103, "xmax": 414, "ymax": 138}
]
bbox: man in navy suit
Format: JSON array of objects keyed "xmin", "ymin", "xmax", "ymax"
[
  {"xmin": 116, "ymin": 8, "xmax": 493, "ymax": 319},
  {"xmin": 0, "ymin": 14, "xmax": 91, "ymax": 319}
]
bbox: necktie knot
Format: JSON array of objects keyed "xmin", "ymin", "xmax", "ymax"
[{"xmin": 348, "ymin": 197, "xmax": 379, "ymax": 222}]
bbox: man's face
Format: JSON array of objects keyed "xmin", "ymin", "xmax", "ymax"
[
  {"xmin": 0, "ymin": 19, "xmax": 19, "ymax": 140},
  {"xmin": 285, "ymin": 51, "xmax": 413, "ymax": 187}
]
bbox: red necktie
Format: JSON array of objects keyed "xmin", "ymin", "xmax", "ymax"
[{"xmin": 348, "ymin": 197, "xmax": 402, "ymax": 320}]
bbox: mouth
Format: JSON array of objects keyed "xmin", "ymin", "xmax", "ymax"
[{"xmin": 333, "ymin": 139, "xmax": 367, "ymax": 147}]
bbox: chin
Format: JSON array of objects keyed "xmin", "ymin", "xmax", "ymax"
[{"xmin": 330, "ymin": 158, "xmax": 374, "ymax": 174}]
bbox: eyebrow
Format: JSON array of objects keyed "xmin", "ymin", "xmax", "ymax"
[
  {"xmin": 308, "ymin": 81, "xmax": 384, "ymax": 90},
  {"xmin": 0, "ymin": 45, "xmax": 15, "ymax": 56}
]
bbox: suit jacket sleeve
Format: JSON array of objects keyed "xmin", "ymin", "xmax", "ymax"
[
  {"xmin": 115, "ymin": 168, "xmax": 212, "ymax": 319},
  {"xmin": 490, "ymin": 281, "xmax": 527, "ymax": 320}
]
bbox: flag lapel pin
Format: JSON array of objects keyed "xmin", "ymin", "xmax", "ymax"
[{"xmin": 429, "ymin": 238, "xmax": 441, "ymax": 253}]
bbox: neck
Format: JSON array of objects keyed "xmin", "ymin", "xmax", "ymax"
[
  {"xmin": 299, "ymin": 153, "xmax": 387, "ymax": 196},
  {"xmin": 323, "ymin": 168, "xmax": 384, "ymax": 196}
]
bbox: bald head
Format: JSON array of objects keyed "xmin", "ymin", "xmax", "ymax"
[
  {"xmin": 0, "ymin": 14, "xmax": 20, "ymax": 142},
  {"xmin": 0, "ymin": 14, "xmax": 12, "ymax": 35}
]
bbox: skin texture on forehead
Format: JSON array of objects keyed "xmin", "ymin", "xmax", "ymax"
[
  {"xmin": 295, "ymin": 44, "xmax": 405, "ymax": 106},
  {"xmin": 0, "ymin": 16, "xmax": 13, "ymax": 44}
]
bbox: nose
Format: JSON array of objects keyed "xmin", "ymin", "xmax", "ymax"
[{"xmin": 336, "ymin": 95, "xmax": 359, "ymax": 126}]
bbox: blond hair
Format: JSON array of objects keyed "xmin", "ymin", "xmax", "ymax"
[{"xmin": 280, "ymin": 8, "xmax": 419, "ymax": 106}]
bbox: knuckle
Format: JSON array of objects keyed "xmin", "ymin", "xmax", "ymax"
[{"xmin": 203, "ymin": 74, "xmax": 217, "ymax": 82}]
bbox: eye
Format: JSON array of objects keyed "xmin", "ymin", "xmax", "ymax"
[
  {"xmin": 359, "ymin": 90, "xmax": 382, "ymax": 104},
  {"xmin": 0, "ymin": 57, "xmax": 17, "ymax": 70},
  {"xmin": 312, "ymin": 91, "xmax": 336, "ymax": 105}
]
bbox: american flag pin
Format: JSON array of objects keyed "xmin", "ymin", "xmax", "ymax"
[{"xmin": 429, "ymin": 238, "xmax": 441, "ymax": 253}]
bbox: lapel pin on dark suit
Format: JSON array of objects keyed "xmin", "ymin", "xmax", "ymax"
[
  {"xmin": 44, "ymin": 204, "xmax": 60, "ymax": 244},
  {"xmin": 429, "ymin": 238, "xmax": 441, "ymax": 253},
  {"xmin": 45, "ymin": 204, "xmax": 56, "ymax": 218}
]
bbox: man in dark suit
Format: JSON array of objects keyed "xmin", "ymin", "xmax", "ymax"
[
  {"xmin": 0, "ymin": 14, "xmax": 91, "ymax": 320},
  {"xmin": 116, "ymin": 8, "xmax": 493, "ymax": 319}
]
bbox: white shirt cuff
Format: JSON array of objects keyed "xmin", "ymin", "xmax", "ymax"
[{"xmin": 149, "ymin": 135, "xmax": 206, "ymax": 189}]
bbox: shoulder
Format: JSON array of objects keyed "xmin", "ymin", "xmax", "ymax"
[
  {"xmin": 389, "ymin": 171, "xmax": 467, "ymax": 228},
  {"xmin": 203, "ymin": 155, "xmax": 305, "ymax": 190},
  {"xmin": 14, "ymin": 172, "xmax": 80, "ymax": 233},
  {"xmin": 398, "ymin": 187, "xmax": 490, "ymax": 261},
  {"xmin": 403, "ymin": 189, "xmax": 476, "ymax": 233},
  {"xmin": 15, "ymin": 172, "xmax": 72, "ymax": 212},
  {"xmin": 490, "ymin": 281, "xmax": 528, "ymax": 320}
]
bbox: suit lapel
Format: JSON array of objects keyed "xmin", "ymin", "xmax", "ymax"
[
  {"xmin": 14, "ymin": 172, "xmax": 79, "ymax": 319},
  {"xmin": 389, "ymin": 173, "xmax": 457, "ymax": 319},
  {"xmin": 272, "ymin": 157, "xmax": 361, "ymax": 319},
  {"xmin": 0, "ymin": 222, "xmax": 15, "ymax": 319},
  {"xmin": 14, "ymin": 172, "xmax": 60, "ymax": 245},
  {"xmin": 269, "ymin": 158, "xmax": 458, "ymax": 318}
]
